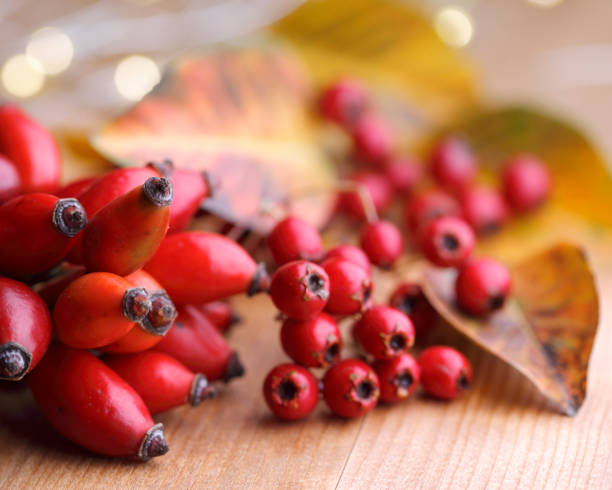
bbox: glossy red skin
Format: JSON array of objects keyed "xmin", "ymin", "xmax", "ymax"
[
  {"xmin": 82, "ymin": 181, "xmax": 171, "ymax": 276},
  {"xmin": 280, "ymin": 313, "xmax": 342, "ymax": 368},
  {"xmin": 384, "ymin": 156, "xmax": 423, "ymax": 194},
  {"xmin": 145, "ymin": 232, "xmax": 265, "ymax": 305},
  {"xmin": 389, "ymin": 282, "xmax": 438, "ymax": 337},
  {"xmin": 194, "ymin": 301, "xmax": 239, "ymax": 333},
  {"xmin": 0, "ymin": 155, "xmax": 21, "ymax": 202},
  {"xmin": 270, "ymin": 261, "xmax": 330, "ymax": 321},
  {"xmin": 352, "ymin": 115, "xmax": 393, "ymax": 165},
  {"xmin": 267, "ymin": 216, "xmax": 323, "ymax": 266},
  {"xmin": 168, "ymin": 169, "xmax": 210, "ymax": 232},
  {"xmin": 105, "ymin": 351, "xmax": 198, "ymax": 415},
  {"xmin": 324, "ymin": 245, "xmax": 371, "ymax": 276},
  {"xmin": 323, "ymin": 359, "xmax": 380, "ymax": 418},
  {"xmin": 29, "ymin": 345, "xmax": 156, "ymax": 458},
  {"xmin": 502, "ymin": 155, "xmax": 551, "ymax": 212},
  {"xmin": 460, "ymin": 186, "xmax": 509, "ymax": 235},
  {"xmin": 429, "ymin": 137, "xmax": 476, "ymax": 191},
  {"xmin": 263, "ymin": 364, "xmax": 319, "ymax": 421},
  {"xmin": 404, "ymin": 189, "xmax": 460, "ymax": 237},
  {"xmin": 0, "ymin": 105, "xmax": 60, "ymax": 194},
  {"xmin": 0, "ymin": 278, "xmax": 51, "ymax": 378},
  {"xmin": 155, "ymin": 305, "xmax": 235, "ymax": 381},
  {"xmin": 322, "ymin": 258, "xmax": 373, "ymax": 315},
  {"xmin": 340, "ymin": 172, "xmax": 393, "ymax": 221},
  {"xmin": 0, "ymin": 193, "xmax": 77, "ymax": 279},
  {"xmin": 53, "ymin": 272, "xmax": 140, "ymax": 349},
  {"xmin": 372, "ymin": 354, "xmax": 420, "ymax": 403},
  {"xmin": 455, "ymin": 258, "xmax": 512, "ymax": 315},
  {"xmin": 360, "ymin": 220, "xmax": 404, "ymax": 269},
  {"xmin": 35, "ymin": 265, "xmax": 85, "ymax": 308},
  {"xmin": 419, "ymin": 346, "xmax": 472, "ymax": 400},
  {"xmin": 319, "ymin": 79, "xmax": 369, "ymax": 127},
  {"xmin": 55, "ymin": 176, "xmax": 98, "ymax": 199},
  {"xmin": 353, "ymin": 306, "xmax": 415, "ymax": 360},
  {"xmin": 421, "ymin": 216, "xmax": 475, "ymax": 268}
]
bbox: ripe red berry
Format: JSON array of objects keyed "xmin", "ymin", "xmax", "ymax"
[
  {"xmin": 267, "ymin": 216, "xmax": 323, "ymax": 266},
  {"xmin": 405, "ymin": 189, "xmax": 460, "ymax": 237},
  {"xmin": 419, "ymin": 346, "xmax": 472, "ymax": 400},
  {"xmin": 502, "ymin": 154, "xmax": 551, "ymax": 212},
  {"xmin": 383, "ymin": 156, "xmax": 423, "ymax": 194},
  {"xmin": 167, "ymin": 167, "xmax": 213, "ymax": 233},
  {"xmin": 321, "ymin": 258, "xmax": 373, "ymax": 315},
  {"xmin": 269, "ymin": 261, "xmax": 330, "ymax": 321},
  {"xmin": 352, "ymin": 115, "xmax": 394, "ymax": 165},
  {"xmin": 353, "ymin": 306, "xmax": 415, "ymax": 360},
  {"xmin": 360, "ymin": 220, "xmax": 403, "ymax": 269},
  {"xmin": 319, "ymin": 79, "xmax": 369, "ymax": 127},
  {"xmin": 322, "ymin": 359, "xmax": 380, "ymax": 418},
  {"xmin": 389, "ymin": 282, "xmax": 437, "ymax": 336},
  {"xmin": 460, "ymin": 186, "xmax": 509, "ymax": 235},
  {"xmin": 0, "ymin": 155, "xmax": 21, "ymax": 202},
  {"xmin": 263, "ymin": 364, "xmax": 319, "ymax": 421},
  {"xmin": 280, "ymin": 313, "xmax": 342, "ymax": 368},
  {"xmin": 193, "ymin": 301, "xmax": 240, "ymax": 333},
  {"xmin": 429, "ymin": 137, "xmax": 476, "ymax": 191},
  {"xmin": 455, "ymin": 258, "xmax": 512, "ymax": 315},
  {"xmin": 372, "ymin": 353, "xmax": 420, "ymax": 403},
  {"xmin": 421, "ymin": 216, "xmax": 475, "ymax": 268},
  {"xmin": 55, "ymin": 176, "xmax": 97, "ymax": 199},
  {"xmin": 340, "ymin": 172, "xmax": 393, "ymax": 222},
  {"xmin": 324, "ymin": 245, "xmax": 371, "ymax": 276}
]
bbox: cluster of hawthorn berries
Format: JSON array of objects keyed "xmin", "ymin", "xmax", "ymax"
[
  {"xmin": 0, "ymin": 105, "xmax": 270, "ymax": 461},
  {"xmin": 262, "ymin": 79, "xmax": 551, "ymax": 420}
]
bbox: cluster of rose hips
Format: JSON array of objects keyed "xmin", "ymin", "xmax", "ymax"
[
  {"xmin": 262, "ymin": 79, "xmax": 552, "ymax": 420},
  {"xmin": 0, "ymin": 104, "xmax": 268, "ymax": 461}
]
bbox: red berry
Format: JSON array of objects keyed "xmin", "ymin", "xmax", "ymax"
[
  {"xmin": 263, "ymin": 363, "xmax": 319, "ymax": 420},
  {"xmin": 319, "ymin": 79, "xmax": 368, "ymax": 127},
  {"xmin": 460, "ymin": 186, "xmax": 509, "ymax": 235},
  {"xmin": 340, "ymin": 172, "xmax": 393, "ymax": 221},
  {"xmin": 269, "ymin": 261, "xmax": 330, "ymax": 321},
  {"xmin": 193, "ymin": 301, "xmax": 240, "ymax": 333},
  {"xmin": 360, "ymin": 220, "xmax": 403, "ymax": 269},
  {"xmin": 372, "ymin": 353, "xmax": 420, "ymax": 403},
  {"xmin": 267, "ymin": 216, "xmax": 323, "ymax": 266},
  {"xmin": 321, "ymin": 258, "xmax": 373, "ymax": 315},
  {"xmin": 430, "ymin": 137, "xmax": 476, "ymax": 191},
  {"xmin": 55, "ymin": 176, "xmax": 97, "ymax": 199},
  {"xmin": 352, "ymin": 115, "xmax": 394, "ymax": 165},
  {"xmin": 389, "ymin": 282, "xmax": 438, "ymax": 336},
  {"xmin": 405, "ymin": 189, "xmax": 460, "ymax": 237},
  {"xmin": 322, "ymin": 359, "xmax": 380, "ymax": 418},
  {"xmin": 280, "ymin": 313, "xmax": 342, "ymax": 368},
  {"xmin": 0, "ymin": 155, "xmax": 21, "ymax": 202},
  {"xmin": 502, "ymin": 154, "xmax": 551, "ymax": 212},
  {"xmin": 384, "ymin": 156, "xmax": 423, "ymax": 194},
  {"xmin": 419, "ymin": 346, "xmax": 472, "ymax": 400},
  {"xmin": 324, "ymin": 245, "xmax": 371, "ymax": 276},
  {"xmin": 167, "ymin": 167, "xmax": 213, "ymax": 233},
  {"xmin": 353, "ymin": 306, "xmax": 415, "ymax": 359},
  {"xmin": 455, "ymin": 258, "xmax": 512, "ymax": 315},
  {"xmin": 421, "ymin": 216, "xmax": 475, "ymax": 268}
]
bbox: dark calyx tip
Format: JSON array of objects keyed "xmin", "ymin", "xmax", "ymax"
[
  {"xmin": 123, "ymin": 287, "xmax": 152, "ymax": 322},
  {"xmin": 223, "ymin": 351, "xmax": 245, "ymax": 383},
  {"xmin": 143, "ymin": 177, "xmax": 173, "ymax": 207},
  {"xmin": 0, "ymin": 343, "xmax": 31, "ymax": 380},
  {"xmin": 189, "ymin": 373, "xmax": 216, "ymax": 407},
  {"xmin": 248, "ymin": 263, "xmax": 270, "ymax": 296},
  {"xmin": 229, "ymin": 311, "xmax": 242, "ymax": 327},
  {"xmin": 356, "ymin": 380, "xmax": 374, "ymax": 400},
  {"xmin": 457, "ymin": 372, "xmax": 470, "ymax": 391},
  {"xmin": 138, "ymin": 291, "xmax": 176, "ymax": 336},
  {"xmin": 147, "ymin": 159, "xmax": 175, "ymax": 177},
  {"xmin": 307, "ymin": 272, "xmax": 329, "ymax": 300},
  {"xmin": 489, "ymin": 294, "xmax": 506, "ymax": 310},
  {"xmin": 441, "ymin": 233, "xmax": 460, "ymax": 251},
  {"xmin": 53, "ymin": 198, "xmax": 88, "ymax": 237},
  {"xmin": 138, "ymin": 423, "xmax": 169, "ymax": 461},
  {"xmin": 202, "ymin": 171, "xmax": 218, "ymax": 198}
]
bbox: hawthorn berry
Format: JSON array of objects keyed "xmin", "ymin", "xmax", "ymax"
[
  {"xmin": 405, "ymin": 189, "xmax": 460, "ymax": 237},
  {"xmin": 352, "ymin": 115, "xmax": 394, "ymax": 165},
  {"xmin": 353, "ymin": 306, "xmax": 415, "ymax": 360},
  {"xmin": 263, "ymin": 364, "xmax": 319, "ymax": 420},
  {"xmin": 455, "ymin": 258, "xmax": 512, "ymax": 315},
  {"xmin": 429, "ymin": 137, "xmax": 476, "ymax": 191},
  {"xmin": 280, "ymin": 313, "xmax": 342, "ymax": 368},
  {"xmin": 269, "ymin": 261, "xmax": 330, "ymax": 321},
  {"xmin": 502, "ymin": 154, "xmax": 551, "ymax": 212},
  {"xmin": 460, "ymin": 186, "xmax": 509, "ymax": 235},
  {"xmin": 324, "ymin": 244, "xmax": 371, "ymax": 276},
  {"xmin": 323, "ymin": 359, "xmax": 380, "ymax": 418},
  {"xmin": 321, "ymin": 258, "xmax": 373, "ymax": 315},
  {"xmin": 383, "ymin": 156, "xmax": 423, "ymax": 194},
  {"xmin": 340, "ymin": 171, "xmax": 393, "ymax": 222},
  {"xmin": 389, "ymin": 282, "xmax": 438, "ymax": 336},
  {"xmin": 419, "ymin": 346, "xmax": 472, "ymax": 400},
  {"xmin": 319, "ymin": 79, "xmax": 369, "ymax": 127},
  {"xmin": 421, "ymin": 216, "xmax": 475, "ymax": 268},
  {"xmin": 360, "ymin": 220, "xmax": 403, "ymax": 269},
  {"xmin": 267, "ymin": 216, "xmax": 323, "ymax": 266},
  {"xmin": 372, "ymin": 353, "xmax": 420, "ymax": 403}
]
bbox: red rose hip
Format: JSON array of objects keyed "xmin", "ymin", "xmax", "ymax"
[
  {"xmin": 360, "ymin": 220, "xmax": 403, "ymax": 269},
  {"xmin": 419, "ymin": 346, "xmax": 472, "ymax": 400},
  {"xmin": 429, "ymin": 137, "xmax": 476, "ymax": 191},
  {"xmin": 280, "ymin": 313, "xmax": 342, "ymax": 368},
  {"xmin": 353, "ymin": 306, "xmax": 415, "ymax": 360},
  {"xmin": 460, "ymin": 186, "xmax": 509, "ymax": 235},
  {"xmin": 263, "ymin": 363, "xmax": 319, "ymax": 420},
  {"xmin": 421, "ymin": 216, "xmax": 475, "ymax": 268},
  {"xmin": 0, "ymin": 155, "xmax": 21, "ymax": 202},
  {"xmin": 267, "ymin": 216, "xmax": 323, "ymax": 266},
  {"xmin": 322, "ymin": 258, "xmax": 373, "ymax": 315},
  {"xmin": 455, "ymin": 258, "xmax": 512, "ymax": 315},
  {"xmin": 372, "ymin": 353, "xmax": 420, "ymax": 403},
  {"xmin": 323, "ymin": 359, "xmax": 380, "ymax": 418},
  {"xmin": 502, "ymin": 154, "xmax": 551, "ymax": 212},
  {"xmin": 193, "ymin": 301, "xmax": 240, "ymax": 333}
]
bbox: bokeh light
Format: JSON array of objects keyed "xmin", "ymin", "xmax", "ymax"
[
  {"xmin": 26, "ymin": 27, "xmax": 74, "ymax": 75},
  {"xmin": 114, "ymin": 55, "xmax": 161, "ymax": 101},
  {"xmin": 1, "ymin": 54, "xmax": 45, "ymax": 98},
  {"xmin": 526, "ymin": 0, "xmax": 564, "ymax": 8},
  {"xmin": 434, "ymin": 7, "xmax": 474, "ymax": 48}
]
